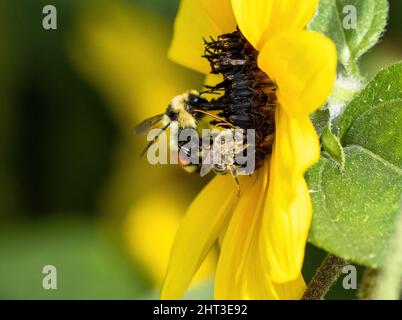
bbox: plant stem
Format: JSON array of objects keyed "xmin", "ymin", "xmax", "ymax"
[
  {"xmin": 358, "ymin": 268, "xmax": 379, "ymax": 300},
  {"xmin": 302, "ymin": 254, "xmax": 347, "ymax": 300},
  {"xmin": 345, "ymin": 60, "xmax": 365, "ymax": 82},
  {"xmin": 372, "ymin": 204, "xmax": 402, "ymax": 300}
]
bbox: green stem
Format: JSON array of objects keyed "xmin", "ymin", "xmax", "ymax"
[
  {"xmin": 302, "ymin": 254, "xmax": 347, "ymax": 300},
  {"xmin": 358, "ymin": 268, "xmax": 379, "ymax": 300},
  {"xmin": 372, "ymin": 204, "xmax": 402, "ymax": 300},
  {"xmin": 345, "ymin": 60, "xmax": 365, "ymax": 82}
]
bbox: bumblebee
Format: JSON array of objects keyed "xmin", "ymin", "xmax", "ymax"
[
  {"xmin": 134, "ymin": 90, "xmax": 210, "ymax": 158},
  {"xmin": 135, "ymin": 91, "xmax": 252, "ymax": 184}
]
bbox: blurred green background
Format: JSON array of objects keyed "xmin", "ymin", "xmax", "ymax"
[{"xmin": 0, "ymin": 0, "xmax": 400, "ymax": 299}]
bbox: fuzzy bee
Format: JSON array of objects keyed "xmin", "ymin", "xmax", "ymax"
[
  {"xmin": 134, "ymin": 90, "xmax": 210, "ymax": 164},
  {"xmin": 135, "ymin": 91, "xmax": 252, "ymax": 184}
]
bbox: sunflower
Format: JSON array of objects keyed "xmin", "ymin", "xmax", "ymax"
[{"xmin": 161, "ymin": 0, "xmax": 337, "ymax": 299}]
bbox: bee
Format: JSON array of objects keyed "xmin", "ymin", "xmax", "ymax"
[
  {"xmin": 134, "ymin": 90, "xmax": 210, "ymax": 167},
  {"xmin": 135, "ymin": 91, "xmax": 251, "ymax": 187}
]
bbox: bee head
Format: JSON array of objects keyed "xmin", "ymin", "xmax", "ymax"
[
  {"xmin": 166, "ymin": 90, "xmax": 209, "ymax": 123},
  {"xmin": 186, "ymin": 91, "xmax": 208, "ymax": 111}
]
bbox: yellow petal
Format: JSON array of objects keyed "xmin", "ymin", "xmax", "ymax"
[
  {"xmin": 260, "ymin": 109, "xmax": 319, "ymax": 283},
  {"xmin": 215, "ymin": 167, "xmax": 268, "ymax": 299},
  {"xmin": 169, "ymin": 0, "xmax": 236, "ymax": 74},
  {"xmin": 242, "ymin": 218, "xmax": 306, "ymax": 300},
  {"xmin": 215, "ymin": 164, "xmax": 306, "ymax": 299},
  {"xmin": 161, "ymin": 175, "xmax": 243, "ymax": 299},
  {"xmin": 231, "ymin": 0, "xmax": 319, "ymax": 50},
  {"xmin": 271, "ymin": 275, "xmax": 306, "ymax": 300},
  {"xmin": 124, "ymin": 197, "xmax": 217, "ymax": 287},
  {"xmin": 245, "ymin": 248, "xmax": 306, "ymax": 300},
  {"xmin": 200, "ymin": 0, "xmax": 236, "ymax": 34},
  {"xmin": 230, "ymin": 0, "xmax": 274, "ymax": 50},
  {"xmin": 265, "ymin": 0, "xmax": 319, "ymax": 41},
  {"xmin": 274, "ymin": 108, "xmax": 320, "ymax": 179},
  {"xmin": 258, "ymin": 30, "xmax": 337, "ymax": 117},
  {"xmin": 262, "ymin": 174, "xmax": 313, "ymax": 283}
]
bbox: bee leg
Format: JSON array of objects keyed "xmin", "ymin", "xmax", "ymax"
[{"xmin": 229, "ymin": 165, "xmax": 241, "ymax": 197}]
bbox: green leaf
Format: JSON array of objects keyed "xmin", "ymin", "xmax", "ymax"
[
  {"xmin": 309, "ymin": 0, "xmax": 389, "ymax": 75},
  {"xmin": 311, "ymin": 107, "xmax": 330, "ymax": 137},
  {"xmin": 373, "ymin": 201, "xmax": 402, "ymax": 300},
  {"xmin": 344, "ymin": 99, "xmax": 402, "ymax": 168},
  {"xmin": 339, "ymin": 62, "xmax": 402, "ymax": 141},
  {"xmin": 308, "ymin": 63, "xmax": 402, "ymax": 267},
  {"xmin": 307, "ymin": 146, "xmax": 402, "ymax": 268},
  {"xmin": 322, "ymin": 125, "xmax": 345, "ymax": 169}
]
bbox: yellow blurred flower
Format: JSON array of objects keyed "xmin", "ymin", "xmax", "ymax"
[
  {"xmin": 68, "ymin": 2, "xmax": 217, "ymax": 292},
  {"xmin": 124, "ymin": 195, "xmax": 217, "ymax": 286},
  {"xmin": 162, "ymin": 0, "xmax": 337, "ymax": 299}
]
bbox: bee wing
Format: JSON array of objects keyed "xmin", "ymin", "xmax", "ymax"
[
  {"xmin": 139, "ymin": 122, "xmax": 171, "ymax": 158},
  {"xmin": 200, "ymin": 163, "xmax": 214, "ymax": 177},
  {"xmin": 134, "ymin": 114, "xmax": 165, "ymax": 135},
  {"xmin": 200, "ymin": 149, "xmax": 214, "ymax": 177}
]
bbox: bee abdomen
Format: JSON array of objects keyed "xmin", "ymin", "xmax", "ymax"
[{"xmin": 214, "ymin": 163, "xmax": 227, "ymax": 175}]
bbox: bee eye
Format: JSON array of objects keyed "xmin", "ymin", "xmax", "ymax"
[{"xmin": 188, "ymin": 95, "xmax": 199, "ymax": 105}]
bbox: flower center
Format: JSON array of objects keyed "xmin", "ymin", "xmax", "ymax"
[{"xmin": 202, "ymin": 29, "xmax": 277, "ymax": 168}]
